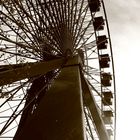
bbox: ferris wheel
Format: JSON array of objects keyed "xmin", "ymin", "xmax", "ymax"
[{"xmin": 0, "ymin": 0, "xmax": 116, "ymax": 140}]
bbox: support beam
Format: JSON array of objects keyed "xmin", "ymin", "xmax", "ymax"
[
  {"xmin": 81, "ymin": 73, "xmax": 110, "ymax": 140},
  {"xmin": 14, "ymin": 58, "xmax": 86, "ymax": 140},
  {"xmin": 0, "ymin": 58, "xmax": 65, "ymax": 86}
]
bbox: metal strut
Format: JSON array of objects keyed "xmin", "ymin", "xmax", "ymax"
[
  {"xmin": 81, "ymin": 73, "xmax": 110, "ymax": 140},
  {"xmin": 0, "ymin": 58, "xmax": 65, "ymax": 86}
]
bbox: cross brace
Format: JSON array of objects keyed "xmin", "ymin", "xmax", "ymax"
[
  {"xmin": 0, "ymin": 58, "xmax": 65, "ymax": 86},
  {"xmin": 0, "ymin": 56, "xmax": 82, "ymax": 86}
]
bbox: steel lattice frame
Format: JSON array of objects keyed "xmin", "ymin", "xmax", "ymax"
[{"xmin": 0, "ymin": 0, "xmax": 116, "ymax": 140}]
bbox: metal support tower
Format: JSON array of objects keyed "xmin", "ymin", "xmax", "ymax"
[{"xmin": 0, "ymin": 56, "xmax": 109, "ymax": 140}]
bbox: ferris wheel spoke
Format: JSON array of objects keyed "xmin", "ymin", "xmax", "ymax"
[
  {"xmin": 14, "ymin": 1, "xmax": 49, "ymax": 38},
  {"xmin": 72, "ymin": 2, "xmax": 88, "ymax": 43},
  {"xmin": 59, "ymin": 0, "xmax": 66, "ymax": 23},
  {"xmin": 74, "ymin": 18, "xmax": 93, "ymax": 50},
  {"xmin": 0, "ymin": 49, "xmax": 40, "ymax": 61},
  {"xmin": 0, "ymin": 80, "xmax": 30, "ymax": 108},
  {"xmin": 69, "ymin": 0, "xmax": 75, "ymax": 33},
  {"xmin": 0, "ymin": 5, "xmax": 39, "ymax": 49},
  {"xmin": 23, "ymin": 0, "xmax": 43, "ymax": 39},
  {"xmin": 27, "ymin": 0, "xmax": 48, "ymax": 29},
  {"xmin": 64, "ymin": 0, "xmax": 74, "ymax": 29},
  {"xmin": 75, "ymin": 30, "xmax": 96, "ymax": 53},
  {"xmin": 31, "ymin": 0, "xmax": 67, "ymax": 54},
  {"xmin": 76, "ymin": 40, "xmax": 96, "ymax": 54},
  {"xmin": 39, "ymin": 1, "xmax": 64, "ymax": 51},
  {"xmin": 84, "ymin": 107, "xmax": 95, "ymax": 139},
  {"xmin": 62, "ymin": 0, "xmax": 67, "ymax": 23},
  {"xmin": 0, "ymin": 26, "xmax": 41, "ymax": 58},
  {"xmin": 0, "ymin": 102, "xmax": 25, "ymax": 115},
  {"xmin": 6, "ymin": 102, "xmax": 19, "ymax": 125},
  {"xmin": 71, "ymin": 0, "xmax": 78, "ymax": 31},
  {"xmin": 66, "ymin": 0, "xmax": 71, "ymax": 30},
  {"xmin": 26, "ymin": 0, "xmax": 51, "ymax": 37},
  {"xmin": 0, "ymin": 55, "xmax": 13, "ymax": 63},
  {"xmin": 11, "ymin": 0, "xmax": 40, "ymax": 41},
  {"xmin": 52, "ymin": 0, "xmax": 64, "ymax": 24},
  {"xmin": 0, "ymin": 93, "xmax": 26, "ymax": 135},
  {"xmin": 0, "ymin": 36, "xmax": 41, "ymax": 58},
  {"xmin": 87, "ymin": 48, "xmax": 98, "ymax": 58},
  {"xmin": 85, "ymin": 78, "xmax": 101, "ymax": 97},
  {"xmin": 50, "ymin": 0, "xmax": 63, "ymax": 23},
  {"xmin": 1, "ymin": 125, "xmax": 18, "ymax": 136},
  {"xmin": 0, "ymin": 9, "xmax": 37, "ymax": 47},
  {"xmin": 0, "ymin": 15, "xmax": 36, "ymax": 51}
]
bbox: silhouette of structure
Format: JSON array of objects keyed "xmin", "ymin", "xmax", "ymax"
[{"xmin": 0, "ymin": 0, "xmax": 116, "ymax": 140}]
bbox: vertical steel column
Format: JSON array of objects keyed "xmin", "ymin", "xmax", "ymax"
[{"xmin": 14, "ymin": 58, "xmax": 86, "ymax": 140}]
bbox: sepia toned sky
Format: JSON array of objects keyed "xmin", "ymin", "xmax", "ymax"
[{"xmin": 105, "ymin": 0, "xmax": 140, "ymax": 139}]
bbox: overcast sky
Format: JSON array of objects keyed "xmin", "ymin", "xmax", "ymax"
[{"xmin": 105, "ymin": 0, "xmax": 140, "ymax": 139}]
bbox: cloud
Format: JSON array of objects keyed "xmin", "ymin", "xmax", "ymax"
[
  {"xmin": 105, "ymin": 0, "xmax": 140, "ymax": 27},
  {"xmin": 104, "ymin": 0, "xmax": 140, "ymax": 50}
]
